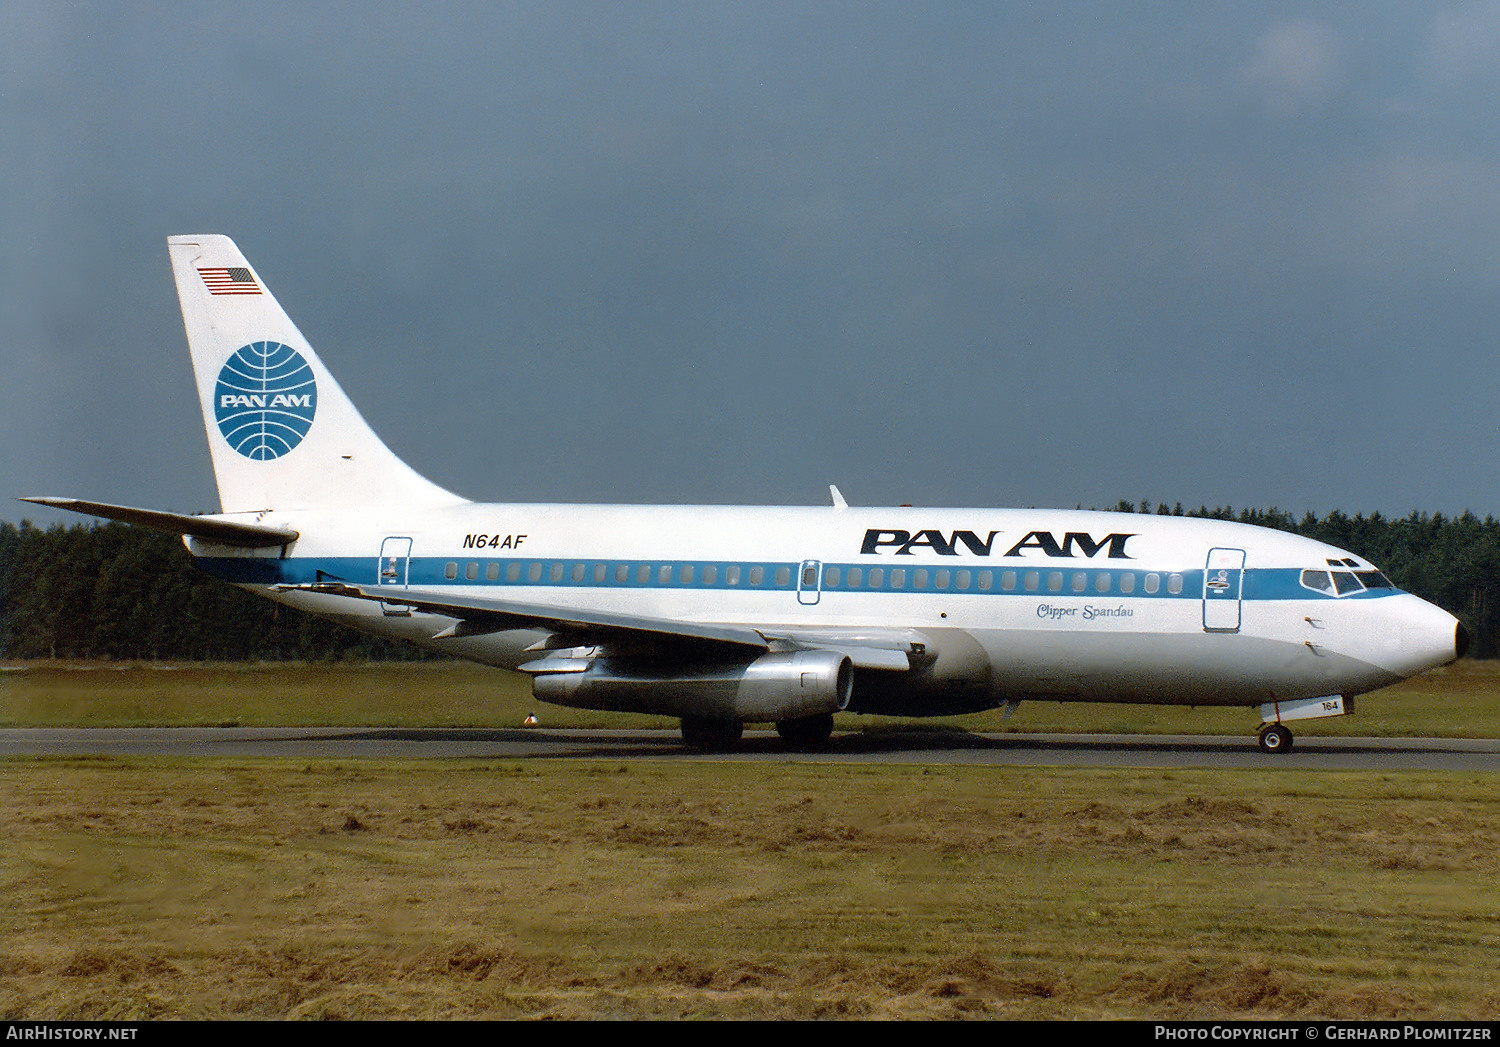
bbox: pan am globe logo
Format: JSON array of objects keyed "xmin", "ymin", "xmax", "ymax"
[{"xmin": 213, "ymin": 342, "xmax": 318, "ymax": 459}]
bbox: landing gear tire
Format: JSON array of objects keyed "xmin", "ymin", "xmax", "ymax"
[
  {"xmin": 776, "ymin": 713, "xmax": 835, "ymax": 751},
  {"xmin": 680, "ymin": 716, "xmax": 744, "ymax": 751},
  {"xmin": 1257, "ymin": 723, "xmax": 1293, "ymax": 754}
]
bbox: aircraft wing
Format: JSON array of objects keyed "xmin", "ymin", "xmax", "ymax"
[{"xmin": 278, "ymin": 582, "xmax": 922, "ymax": 669}]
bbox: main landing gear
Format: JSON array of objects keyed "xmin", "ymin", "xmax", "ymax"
[
  {"xmin": 1257, "ymin": 722, "xmax": 1294, "ymax": 754},
  {"xmin": 775, "ymin": 712, "xmax": 835, "ymax": 751},
  {"xmin": 679, "ymin": 713, "xmax": 836, "ymax": 751},
  {"xmin": 679, "ymin": 716, "xmax": 744, "ymax": 751}
]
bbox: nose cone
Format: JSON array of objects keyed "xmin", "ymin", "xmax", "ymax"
[{"xmin": 1377, "ymin": 595, "xmax": 1466, "ymax": 680}]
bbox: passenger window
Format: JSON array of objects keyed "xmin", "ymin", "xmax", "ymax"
[
  {"xmin": 1168, "ymin": 573, "xmax": 1183, "ymax": 594},
  {"xmin": 727, "ymin": 566, "xmax": 741, "ymax": 586},
  {"xmin": 572, "ymin": 563, "xmax": 585, "ymax": 582},
  {"xmin": 593, "ymin": 564, "xmax": 606, "ymax": 583},
  {"xmin": 978, "ymin": 570, "xmax": 992, "ymax": 591},
  {"xmin": 1048, "ymin": 572, "xmax": 1063, "ymax": 592},
  {"xmin": 1024, "ymin": 571, "xmax": 1039, "ymax": 592},
  {"xmin": 1095, "ymin": 572, "xmax": 1110, "ymax": 593},
  {"xmin": 913, "ymin": 569, "xmax": 927, "ymax": 589},
  {"xmin": 445, "ymin": 562, "xmax": 458, "ymax": 580},
  {"xmin": 750, "ymin": 566, "xmax": 765, "ymax": 586},
  {"xmin": 703, "ymin": 565, "xmax": 717, "ymax": 585},
  {"xmin": 1001, "ymin": 570, "xmax": 1016, "ymax": 591},
  {"xmin": 615, "ymin": 564, "xmax": 629, "ymax": 583},
  {"xmin": 775, "ymin": 566, "xmax": 790, "ymax": 587},
  {"xmin": 465, "ymin": 562, "xmax": 478, "ymax": 580},
  {"xmin": 1120, "ymin": 573, "xmax": 1135, "ymax": 594},
  {"xmin": 1144, "ymin": 573, "xmax": 1160, "ymax": 594},
  {"xmin": 486, "ymin": 563, "xmax": 499, "ymax": 581},
  {"xmin": 507, "ymin": 562, "xmax": 522, "ymax": 582},
  {"xmin": 822, "ymin": 566, "xmax": 837, "ymax": 587},
  {"xmin": 847, "ymin": 567, "xmax": 862, "ymax": 587},
  {"xmin": 1072, "ymin": 572, "xmax": 1087, "ymax": 593},
  {"xmin": 681, "ymin": 565, "xmax": 695, "ymax": 584},
  {"xmin": 869, "ymin": 568, "xmax": 884, "ymax": 588},
  {"xmin": 935, "ymin": 569, "xmax": 950, "ymax": 589},
  {"xmin": 955, "ymin": 569, "xmax": 970, "ymax": 589},
  {"xmin": 659, "ymin": 565, "xmax": 672, "ymax": 584},
  {"xmin": 528, "ymin": 563, "xmax": 542, "ymax": 583}
]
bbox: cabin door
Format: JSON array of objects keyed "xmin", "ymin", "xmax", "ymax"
[
  {"xmin": 378, "ymin": 536, "xmax": 413, "ymax": 617},
  {"xmin": 797, "ymin": 559, "xmax": 823, "ymax": 605},
  {"xmin": 1202, "ymin": 547, "xmax": 1245, "ymax": 633}
]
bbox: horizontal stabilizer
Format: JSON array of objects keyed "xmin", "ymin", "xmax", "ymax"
[{"xmin": 19, "ymin": 497, "xmax": 299, "ymax": 548}]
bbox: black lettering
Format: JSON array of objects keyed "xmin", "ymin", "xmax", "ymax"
[
  {"xmin": 1005, "ymin": 531, "xmax": 1065, "ymax": 558},
  {"xmin": 1059, "ymin": 532, "xmax": 1135, "ymax": 559},
  {"xmin": 862, "ymin": 529, "xmax": 910, "ymax": 555},
  {"xmin": 950, "ymin": 530, "xmax": 1000, "ymax": 556},
  {"xmin": 897, "ymin": 529, "xmax": 955, "ymax": 556}
]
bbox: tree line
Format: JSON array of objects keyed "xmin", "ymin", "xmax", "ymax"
[
  {"xmin": 0, "ymin": 521, "xmax": 419, "ymax": 661},
  {"xmin": 3, "ymin": 504, "xmax": 1500, "ymax": 660}
]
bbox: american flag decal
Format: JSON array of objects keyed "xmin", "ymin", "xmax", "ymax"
[{"xmin": 198, "ymin": 266, "xmax": 263, "ymax": 295}]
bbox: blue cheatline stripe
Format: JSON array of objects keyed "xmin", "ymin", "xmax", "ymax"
[{"xmin": 194, "ymin": 555, "xmax": 1406, "ymax": 602}]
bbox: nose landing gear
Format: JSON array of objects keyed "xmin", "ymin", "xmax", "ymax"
[
  {"xmin": 1257, "ymin": 722, "xmax": 1294, "ymax": 754},
  {"xmin": 1255, "ymin": 694, "xmax": 1349, "ymax": 754}
]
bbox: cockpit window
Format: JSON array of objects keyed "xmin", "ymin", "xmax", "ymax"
[
  {"xmin": 1304, "ymin": 567, "xmax": 1390, "ymax": 596},
  {"xmin": 1331, "ymin": 571, "xmax": 1364, "ymax": 595},
  {"xmin": 1300, "ymin": 569, "xmax": 1334, "ymax": 594}
]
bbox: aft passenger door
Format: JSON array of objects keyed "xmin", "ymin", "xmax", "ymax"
[
  {"xmin": 378, "ymin": 536, "xmax": 413, "ymax": 617},
  {"xmin": 1202, "ymin": 547, "xmax": 1245, "ymax": 633}
]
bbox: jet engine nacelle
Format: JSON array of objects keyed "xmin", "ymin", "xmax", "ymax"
[{"xmin": 530, "ymin": 649, "xmax": 853, "ymax": 723}]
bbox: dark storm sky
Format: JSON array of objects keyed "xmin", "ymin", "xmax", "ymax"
[{"xmin": 6, "ymin": 2, "xmax": 1500, "ymax": 521}]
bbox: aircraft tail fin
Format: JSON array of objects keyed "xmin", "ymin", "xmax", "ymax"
[{"xmin": 167, "ymin": 235, "xmax": 464, "ymax": 514}]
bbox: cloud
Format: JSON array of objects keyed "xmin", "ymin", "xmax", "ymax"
[
  {"xmin": 1423, "ymin": 1, "xmax": 1500, "ymax": 87},
  {"xmin": 1242, "ymin": 18, "xmax": 1347, "ymax": 115}
]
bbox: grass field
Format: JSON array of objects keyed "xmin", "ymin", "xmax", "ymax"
[
  {"xmin": 3, "ymin": 659, "xmax": 1500, "ymax": 1019},
  {"xmin": 6, "ymin": 657, "xmax": 1500, "ymax": 737}
]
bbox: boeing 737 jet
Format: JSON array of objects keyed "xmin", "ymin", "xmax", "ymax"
[{"xmin": 25, "ymin": 236, "xmax": 1468, "ymax": 753}]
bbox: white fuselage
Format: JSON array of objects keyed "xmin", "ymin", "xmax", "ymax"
[{"xmin": 191, "ymin": 502, "xmax": 1462, "ymax": 716}]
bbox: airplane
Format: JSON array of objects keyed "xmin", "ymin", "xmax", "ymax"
[{"xmin": 24, "ymin": 235, "xmax": 1468, "ymax": 754}]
